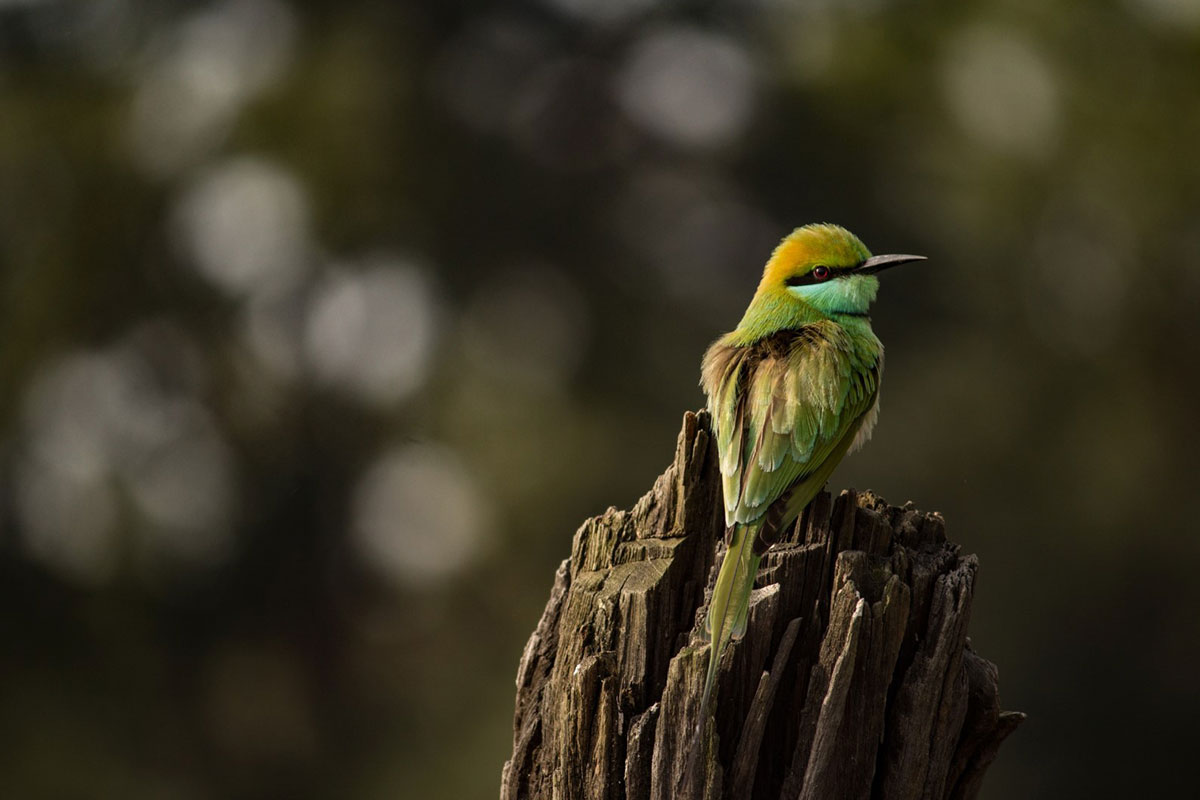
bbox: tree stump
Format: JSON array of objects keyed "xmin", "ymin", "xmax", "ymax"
[{"xmin": 501, "ymin": 411, "xmax": 1022, "ymax": 800}]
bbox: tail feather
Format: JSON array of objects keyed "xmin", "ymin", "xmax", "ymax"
[
  {"xmin": 700, "ymin": 523, "xmax": 761, "ymax": 717},
  {"xmin": 681, "ymin": 524, "xmax": 762, "ymax": 794}
]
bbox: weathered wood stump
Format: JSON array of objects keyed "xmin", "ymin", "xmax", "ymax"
[{"xmin": 502, "ymin": 411, "xmax": 1022, "ymax": 800}]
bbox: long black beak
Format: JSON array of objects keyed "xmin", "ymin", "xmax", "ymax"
[{"xmin": 855, "ymin": 254, "xmax": 926, "ymax": 275}]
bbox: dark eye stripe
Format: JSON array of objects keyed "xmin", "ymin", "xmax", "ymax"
[{"xmin": 785, "ymin": 264, "xmax": 855, "ymax": 287}]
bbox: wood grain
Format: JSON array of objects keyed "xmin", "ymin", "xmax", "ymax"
[{"xmin": 501, "ymin": 411, "xmax": 1022, "ymax": 800}]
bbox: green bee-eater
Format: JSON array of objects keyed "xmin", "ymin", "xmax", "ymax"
[{"xmin": 698, "ymin": 223, "xmax": 924, "ymax": 719}]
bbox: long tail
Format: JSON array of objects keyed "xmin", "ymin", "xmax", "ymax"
[
  {"xmin": 700, "ymin": 522, "xmax": 762, "ymax": 717},
  {"xmin": 678, "ymin": 523, "xmax": 762, "ymax": 795}
]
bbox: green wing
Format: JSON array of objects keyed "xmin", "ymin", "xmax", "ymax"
[{"xmin": 701, "ymin": 322, "xmax": 881, "ymax": 528}]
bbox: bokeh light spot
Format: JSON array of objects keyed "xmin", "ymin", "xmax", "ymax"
[
  {"xmin": 127, "ymin": 0, "xmax": 297, "ymax": 176},
  {"xmin": 304, "ymin": 258, "xmax": 438, "ymax": 406},
  {"xmin": 173, "ymin": 156, "xmax": 311, "ymax": 299},
  {"xmin": 617, "ymin": 26, "xmax": 756, "ymax": 149},
  {"xmin": 16, "ymin": 465, "xmax": 118, "ymax": 586},
  {"xmin": 15, "ymin": 328, "xmax": 239, "ymax": 583},
  {"xmin": 351, "ymin": 443, "xmax": 490, "ymax": 588},
  {"xmin": 127, "ymin": 426, "xmax": 236, "ymax": 564},
  {"xmin": 942, "ymin": 26, "xmax": 1060, "ymax": 158}
]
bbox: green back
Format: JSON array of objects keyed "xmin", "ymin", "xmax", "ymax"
[{"xmin": 701, "ymin": 320, "xmax": 882, "ymax": 528}]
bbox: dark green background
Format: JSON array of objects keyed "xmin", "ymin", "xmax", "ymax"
[{"xmin": 2, "ymin": 1, "xmax": 1198, "ymax": 797}]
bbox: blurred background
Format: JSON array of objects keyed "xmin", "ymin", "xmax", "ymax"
[{"xmin": 1, "ymin": 0, "xmax": 1198, "ymax": 797}]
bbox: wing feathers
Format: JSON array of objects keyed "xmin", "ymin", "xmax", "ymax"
[{"xmin": 701, "ymin": 322, "xmax": 881, "ymax": 528}]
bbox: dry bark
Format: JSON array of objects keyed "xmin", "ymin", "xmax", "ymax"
[{"xmin": 501, "ymin": 411, "xmax": 1023, "ymax": 800}]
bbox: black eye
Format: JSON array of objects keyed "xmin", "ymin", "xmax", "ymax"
[{"xmin": 812, "ymin": 266, "xmax": 830, "ymax": 281}]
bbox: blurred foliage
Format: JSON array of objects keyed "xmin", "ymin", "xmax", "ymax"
[{"xmin": 1, "ymin": 0, "xmax": 1199, "ymax": 798}]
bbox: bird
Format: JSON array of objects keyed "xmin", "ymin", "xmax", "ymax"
[{"xmin": 697, "ymin": 222, "xmax": 924, "ymax": 729}]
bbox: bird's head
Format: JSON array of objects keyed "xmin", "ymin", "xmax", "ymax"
[{"xmin": 734, "ymin": 224, "xmax": 924, "ymax": 338}]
